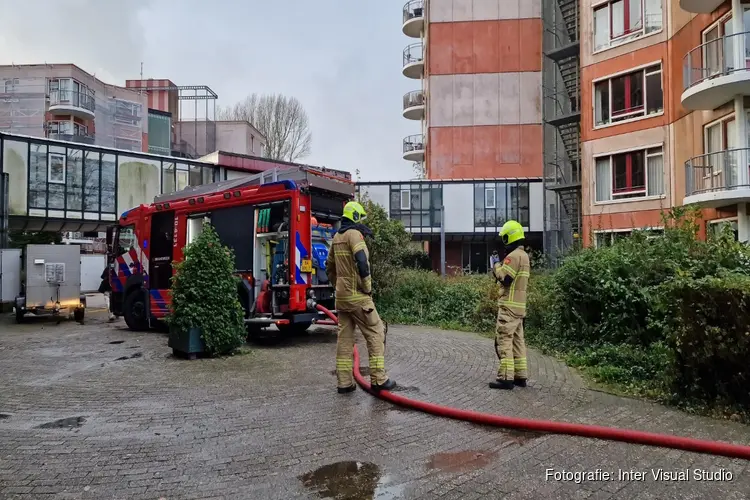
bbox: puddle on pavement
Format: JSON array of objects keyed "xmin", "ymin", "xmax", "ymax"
[
  {"xmin": 490, "ymin": 427, "xmax": 544, "ymax": 447},
  {"xmin": 36, "ymin": 416, "xmax": 86, "ymax": 429},
  {"xmin": 299, "ymin": 461, "xmax": 403, "ymax": 499},
  {"xmin": 389, "ymin": 385, "xmax": 420, "ymax": 394},
  {"xmin": 109, "ymin": 340, "xmax": 125, "ymax": 344},
  {"xmin": 0, "ymin": 414, "xmax": 10, "ymax": 420},
  {"xmin": 427, "ymin": 450, "xmax": 497, "ymax": 473}
]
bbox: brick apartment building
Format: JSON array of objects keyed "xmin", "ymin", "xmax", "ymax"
[{"xmin": 576, "ymin": 0, "xmax": 750, "ymax": 246}]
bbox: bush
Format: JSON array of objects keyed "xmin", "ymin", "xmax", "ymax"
[
  {"xmin": 655, "ymin": 273, "xmax": 750, "ymax": 408},
  {"xmin": 167, "ymin": 222, "xmax": 246, "ymax": 356},
  {"xmin": 368, "ymin": 202, "xmax": 750, "ymax": 414}
]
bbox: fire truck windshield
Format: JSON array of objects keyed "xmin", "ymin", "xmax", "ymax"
[{"xmin": 115, "ymin": 225, "xmax": 137, "ymax": 256}]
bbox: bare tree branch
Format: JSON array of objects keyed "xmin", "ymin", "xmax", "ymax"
[{"xmin": 216, "ymin": 93, "xmax": 312, "ymax": 162}]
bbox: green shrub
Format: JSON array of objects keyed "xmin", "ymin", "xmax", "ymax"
[
  {"xmin": 167, "ymin": 222, "xmax": 246, "ymax": 356},
  {"xmin": 654, "ymin": 273, "xmax": 750, "ymax": 408}
]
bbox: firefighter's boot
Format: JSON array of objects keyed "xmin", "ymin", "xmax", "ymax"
[
  {"xmin": 489, "ymin": 379, "xmax": 514, "ymax": 390},
  {"xmin": 371, "ymin": 378, "xmax": 396, "ymax": 392},
  {"xmin": 514, "ymin": 378, "xmax": 527, "ymax": 387},
  {"xmin": 338, "ymin": 384, "xmax": 356, "ymax": 394}
]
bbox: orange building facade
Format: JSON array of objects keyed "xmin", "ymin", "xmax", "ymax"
[
  {"xmin": 580, "ymin": 0, "xmax": 750, "ymax": 246},
  {"xmin": 401, "ymin": 0, "xmax": 544, "ymax": 181}
]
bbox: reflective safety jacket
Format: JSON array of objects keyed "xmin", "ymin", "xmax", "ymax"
[
  {"xmin": 325, "ymin": 222, "xmax": 374, "ymax": 311},
  {"xmin": 492, "ymin": 245, "xmax": 531, "ymax": 318}
]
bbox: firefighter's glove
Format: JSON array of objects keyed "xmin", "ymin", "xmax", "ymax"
[{"xmin": 490, "ymin": 254, "xmax": 500, "ymax": 268}]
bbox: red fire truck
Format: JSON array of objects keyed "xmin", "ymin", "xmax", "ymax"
[{"xmin": 105, "ymin": 166, "xmax": 354, "ymax": 336}]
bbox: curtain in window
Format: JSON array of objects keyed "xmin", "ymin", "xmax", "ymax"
[
  {"xmin": 646, "ymin": 153, "xmax": 664, "ymax": 196},
  {"xmin": 645, "ymin": 0, "xmax": 662, "ymax": 33},
  {"xmin": 611, "ymin": 0, "xmax": 625, "ymax": 38},
  {"xmin": 594, "ymin": 7, "xmax": 609, "ymax": 51},
  {"xmin": 594, "ymin": 82, "xmax": 609, "ymax": 125},
  {"xmin": 595, "ymin": 157, "xmax": 611, "ymax": 202}
]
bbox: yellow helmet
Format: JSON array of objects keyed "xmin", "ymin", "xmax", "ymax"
[
  {"xmin": 499, "ymin": 220, "xmax": 524, "ymax": 245},
  {"xmin": 343, "ymin": 201, "xmax": 367, "ymax": 222}
]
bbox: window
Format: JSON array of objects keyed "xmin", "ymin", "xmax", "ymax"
[
  {"xmin": 474, "ymin": 182, "xmax": 530, "ymax": 227},
  {"xmin": 4, "ymin": 78, "xmax": 18, "ymax": 93},
  {"xmin": 702, "ymin": 10, "xmax": 750, "ymax": 78},
  {"xmin": 400, "ymin": 189, "xmax": 411, "ymax": 210},
  {"xmin": 48, "ymin": 152, "xmax": 66, "ymax": 184},
  {"xmin": 594, "ymin": 146, "xmax": 664, "ymax": 202},
  {"xmin": 594, "ymin": 228, "xmax": 663, "ymax": 247},
  {"xmin": 708, "ymin": 219, "xmax": 739, "ymax": 241},
  {"xmin": 187, "ymin": 215, "xmax": 211, "ymax": 245},
  {"xmin": 485, "ymin": 187, "xmax": 496, "ymax": 209},
  {"xmin": 595, "ymin": 64, "xmax": 662, "ymax": 126},
  {"xmin": 115, "ymin": 225, "xmax": 137, "ymax": 257},
  {"xmin": 593, "ymin": 0, "xmax": 663, "ymax": 52}
]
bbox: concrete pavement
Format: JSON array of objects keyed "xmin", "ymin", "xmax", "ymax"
[{"xmin": 0, "ymin": 312, "xmax": 749, "ymax": 499}]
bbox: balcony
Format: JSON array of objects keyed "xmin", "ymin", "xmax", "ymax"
[
  {"xmin": 48, "ymin": 133, "xmax": 95, "ymax": 145},
  {"xmin": 679, "ymin": 0, "xmax": 723, "ymax": 14},
  {"xmin": 682, "ymin": 32, "xmax": 750, "ymax": 111},
  {"xmin": 684, "ymin": 148, "xmax": 750, "ymax": 207},
  {"xmin": 49, "ymin": 90, "xmax": 96, "ymax": 119},
  {"xmin": 402, "ymin": 43, "xmax": 424, "ymax": 79},
  {"xmin": 403, "ymin": 134, "xmax": 425, "ymax": 162},
  {"xmin": 403, "ymin": 90, "xmax": 425, "ymax": 120},
  {"xmin": 402, "ymin": 0, "xmax": 424, "ymax": 38}
]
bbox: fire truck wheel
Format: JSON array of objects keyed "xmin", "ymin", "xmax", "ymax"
[
  {"xmin": 278, "ymin": 322, "xmax": 312, "ymax": 336},
  {"xmin": 124, "ymin": 290, "xmax": 149, "ymax": 331}
]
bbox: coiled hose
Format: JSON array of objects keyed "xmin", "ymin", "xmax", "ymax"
[{"xmin": 315, "ymin": 304, "xmax": 750, "ymax": 460}]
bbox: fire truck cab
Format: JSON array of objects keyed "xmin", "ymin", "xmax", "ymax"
[{"xmin": 105, "ymin": 166, "xmax": 354, "ymax": 336}]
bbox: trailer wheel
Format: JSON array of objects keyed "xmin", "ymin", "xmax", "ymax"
[
  {"xmin": 123, "ymin": 290, "xmax": 149, "ymax": 331},
  {"xmin": 73, "ymin": 307, "xmax": 85, "ymax": 323}
]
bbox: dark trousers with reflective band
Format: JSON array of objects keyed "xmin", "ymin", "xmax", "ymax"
[
  {"xmin": 495, "ymin": 307, "xmax": 527, "ymax": 381},
  {"xmin": 335, "ymin": 300, "xmax": 388, "ymax": 387}
]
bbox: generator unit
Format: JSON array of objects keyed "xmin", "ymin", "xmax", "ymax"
[{"xmin": 14, "ymin": 244, "xmax": 86, "ymax": 323}]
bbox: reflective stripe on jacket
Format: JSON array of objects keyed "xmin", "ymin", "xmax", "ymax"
[{"xmin": 492, "ymin": 246, "xmax": 531, "ymax": 317}]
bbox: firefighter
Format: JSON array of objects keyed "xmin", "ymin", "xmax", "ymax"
[
  {"xmin": 489, "ymin": 220, "xmax": 530, "ymax": 390},
  {"xmin": 325, "ymin": 201, "xmax": 396, "ymax": 394}
]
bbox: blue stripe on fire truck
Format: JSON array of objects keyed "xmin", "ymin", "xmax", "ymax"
[{"xmin": 295, "ymin": 232, "xmax": 309, "ymax": 285}]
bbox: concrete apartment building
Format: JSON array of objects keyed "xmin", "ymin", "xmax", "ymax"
[
  {"xmin": 386, "ymin": 0, "xmax": 546, "ymax": 272},
  {"xmin": 578, "ymin": 0, "xmax": 750, "ymax": 246},
  {"xmin": 0, "ymin": 64, "xmax": 149, "ymax": 153},
  {"xmin": 0, "ymin": 67, "xmax": 266, "ymax": 162}
]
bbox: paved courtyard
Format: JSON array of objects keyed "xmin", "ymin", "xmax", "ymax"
[{"xmin": 1, "ymin": 304, "xmax": 750, "ymax": 500}]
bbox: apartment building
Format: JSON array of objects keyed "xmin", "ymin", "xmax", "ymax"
[
  {"xmin": 578, "ymin": 0, "xmax": 750, "ymax": 247},
  {"xmin": 0, "ymin": 64, "xmax": 148, "ymax": 153},
  {"xmin": 400, "ymin": 0, "xmax": 545, "ymax": 266}
]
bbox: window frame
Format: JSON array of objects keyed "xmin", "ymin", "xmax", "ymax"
[
  {"xmin": 592, "ymin": 0, "xmax": 663, "ymax": 53},
  {"xmin": 400, "ymin": 189, "xmax": 411, "ymax": 210},
  {"xmin": 484, "ymin": 187, "xmax": 496, "ymax": 209},
  {"xmin": 593, "ymin": 62, "xmax": 663, "ymax": 128},
  {"xmin": 593, "ymin": 143, "xmax": 665, "ymax": 203},
  {"xmin": 593, "ymin": 227, "xmax": 664, "ymax": 248},
  {"xmin": 47, "ymin": 151, "xmax": 67, "ymax": 184}
]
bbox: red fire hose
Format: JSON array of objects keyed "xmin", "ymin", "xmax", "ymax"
[{"xmin": 315, "ymin": 304, "xmax": 750, "ymax": 460}]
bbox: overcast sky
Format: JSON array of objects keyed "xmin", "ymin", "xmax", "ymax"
[{"xmin": 0, "ymin": 0, "xmax": 419, "ymax": 181}]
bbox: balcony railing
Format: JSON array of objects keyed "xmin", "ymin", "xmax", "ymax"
[
  {"xmin": 49, "ymin": 90, "xmax": 96, "ymax": 113},
  {"xmin": 683, "ymin": 31, "xmax": 750, "ymax": 91},
  {"xmin": 48, "ymin": 133, "xmax": 95, "ymax": 145},
  {"xmin": 403, "ymin": 134, "xmax": 425, "ymax": 154},
  {"xmin": 403, "ymin": 90, "xmax": 425, "ymax": 110},
  {"xmin": 403, "ymin": 43, "xmax": 424, "ymax": 67},
  {"xmin": 403, "ymin": 0, "xmax": 424, "ymax": 24},
  {"xmin": 685, "ymin": 148, "xmax": 750, "ymax": 197}
]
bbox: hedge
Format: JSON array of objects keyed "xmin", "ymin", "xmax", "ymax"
[{"xmin": 368, "ymin": 205, "xmax": 750, "ymax": 415}]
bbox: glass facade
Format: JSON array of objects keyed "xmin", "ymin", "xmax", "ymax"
[
  {"xmin": 388, "ymin": 183, "xmax": 443, "ymax": 229},
  {"xmin": 0, "ymin": 132, "xmax": 219, "ymax": 224},
  {"xmin": 473, "ymin": 181, "xmax": 530, "ymax": 228},
  {"xmin": 147, "ymin": 111, "xmax": 172, "ymax": 155}
]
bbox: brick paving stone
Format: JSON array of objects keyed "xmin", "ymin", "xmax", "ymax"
[{"xmin": 1, "ymin": 314, "xmax": 750, "ymax": 499}]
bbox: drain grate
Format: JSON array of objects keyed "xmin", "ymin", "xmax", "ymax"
[{"xmin": 36, "ymin": 416, "xmax": 86, "ymax": 429}]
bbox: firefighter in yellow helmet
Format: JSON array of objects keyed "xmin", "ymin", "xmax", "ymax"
[
  {"xmin": 325, "ymin": 201, "xmax": 396, "ymax": 394},
  {"xmin": 489, "ymin": 220, "xmax": 531, "ymax": 390}
]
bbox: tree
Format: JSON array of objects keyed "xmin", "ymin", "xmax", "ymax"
[{"xmin": 217, "ymin": 93, "xmax": 312, "ymax": 162}]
